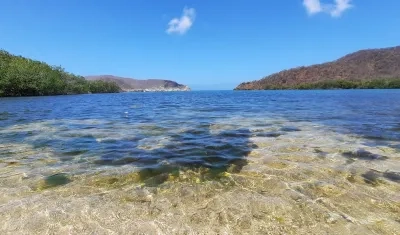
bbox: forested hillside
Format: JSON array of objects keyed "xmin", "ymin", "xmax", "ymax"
[
  {"xmin": 0, "ymin": 50, "xmax": 120, "ymax": 97},
  {"xmin": 235, "ymin": 46, "xmax": 400, "ymax": 90}
]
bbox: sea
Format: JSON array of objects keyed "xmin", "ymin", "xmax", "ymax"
[{"xmin": 0, "ymin": 90, "xmax": 399, "ymax": 234}]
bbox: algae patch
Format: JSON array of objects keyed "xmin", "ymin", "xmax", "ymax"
[{"xmin": 82, "ymin": 165, "xmax": 237, "ymax": 190}]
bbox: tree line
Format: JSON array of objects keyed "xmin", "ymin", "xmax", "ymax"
[
  {"xmin": 0, "ymin": 50, "xmax": 120, "ymax": 97},
  {"xmin": 262, "ymin": 79, "xmax": 400, "ymax": 90}
]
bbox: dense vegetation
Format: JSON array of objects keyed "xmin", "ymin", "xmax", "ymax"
[
  {"xmin": 260, "ymin": 79, "xmax": 400, "ymax": 90},
  {"xmin": 0, "ymin": 50, "xmax": 120, "ymax": 97}
]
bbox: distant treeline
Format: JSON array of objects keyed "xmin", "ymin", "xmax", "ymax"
[
  {"xmin": 261, "ymin": 79, "xmax": 400, "ymax": 90},
  {"xmin": 0, "ymin": 50, "xmax": 120, "ymax": 97}
]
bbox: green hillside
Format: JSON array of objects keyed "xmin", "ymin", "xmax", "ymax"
[{"xmin": 0, "ymin": 50, "xmax": 120, "ymax": 97}]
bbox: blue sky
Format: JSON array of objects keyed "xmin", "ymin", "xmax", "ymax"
[{"xmin": 1, "ymin": 0, "xmax": 399, "ymax": 90}]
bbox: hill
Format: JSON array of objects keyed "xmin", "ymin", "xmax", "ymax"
[
  {"xmin": 235, "ymin": 46, "xmax": 400, "ymax": 90},
  {"xmin": 0, "ymin": 50, "xmax": 120, "ymax": 97},
  {"xmin": 85, "ymin": 75, "xmax": 190, "ymax": 92}
]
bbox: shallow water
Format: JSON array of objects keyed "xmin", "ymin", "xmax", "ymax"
[{"xmin": 0, "ymin": 90, "xmax": 399, "ymax": 234}]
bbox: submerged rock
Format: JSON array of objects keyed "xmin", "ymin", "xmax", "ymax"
[
  {"xmin": 36, "ymin": 173, "xmax": 71, "ymax": 190},
  {"xmin": 123, "ymin": 188, "xmax": 153, "ymax": 203},
  {"xmin": 361, "ymin": 171, "xmax": 383, "ymax": 186},
  {"xmin": 5, "ymin": 161, "xmax": 20, "ymax": 166},
  {"xmin": 254, "ymin": 132, "xmax": 282, "ymax": 138},
  {"xmin": 382, "ymin": 171, "xmax": 400, "ymax": 183},
  {"xmin": 280, "ymin": 126, "xmax": 301, "ymax": 132},
  {"xmin": 342, "ymin": 149, "xmax": 388, "ymax": 161}
]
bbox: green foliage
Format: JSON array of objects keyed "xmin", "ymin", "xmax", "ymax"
[
  {"xmin": 262, "ymin": 78, "xmax": 400, "ymax": 90},
  {"xmin": 0, "ymin": 50, "xmax": 120, "ymax": 97}
]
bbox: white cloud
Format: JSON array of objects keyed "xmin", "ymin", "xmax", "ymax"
[
  {"xmin": 303, "ymin": 0, "xmax": 353, "ymax": 17},
  {"xmin": 166, "ymin": 7, "xmax": 196, "ymax": 35},
  {"xmin": 303, "ymin": 0, "xmax": 322, "ymax": 14}
]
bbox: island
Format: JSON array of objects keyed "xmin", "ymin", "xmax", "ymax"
[{"xmin": 235, "ymin": 46, "xmax": 400, "ymax": 90}]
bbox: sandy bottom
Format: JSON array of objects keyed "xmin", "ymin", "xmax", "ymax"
[{"xmin": 1, "ymin": 121, "xmax": 400, "ymax": 235}]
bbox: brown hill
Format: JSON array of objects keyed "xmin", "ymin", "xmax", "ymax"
[
  {"xmin": 85, "ymin": 75, "xmax": 190, "ymax": 91},
  {"xmin": 235, "ymin": 46, "xmax": 400, "ymax": 90}
]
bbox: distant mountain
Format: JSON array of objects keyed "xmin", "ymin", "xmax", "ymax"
[
  {"xmin": 85, "ymin": 75, "xmax": 190, "ymax": 92},
  {"xmin": 235, "ymin": 46, "xmax": 400, "ymax": 90}
]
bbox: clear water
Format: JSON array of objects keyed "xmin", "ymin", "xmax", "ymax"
[{"xmin": 0, "ymin": 90, "xmax": 399, "ymax": 234}]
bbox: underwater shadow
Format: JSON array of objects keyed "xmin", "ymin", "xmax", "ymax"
[{"xmin": 94, "ymin": 125, "xmax": 258, "ymax": 186}]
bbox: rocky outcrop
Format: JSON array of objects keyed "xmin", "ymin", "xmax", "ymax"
[
  {"xmin": 85, "ymin": 75, "xmax": 191, "ymax": 92},
  {"xmin": 235, "ymin": 46, "xmax": 400, "ymax": 90}
]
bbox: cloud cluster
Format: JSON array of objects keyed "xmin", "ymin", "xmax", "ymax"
[
  {"xmin": 303, "ymin": 0, "xmax": 353, "ymax": 17},
  {"xmin": 166, "ymin": 7, "xmax": 196, "ymax": 35}
]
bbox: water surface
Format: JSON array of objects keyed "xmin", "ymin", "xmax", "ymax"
[{"xmin": 1, "ymin": 90, "xmax": 399, "ymax": 234}]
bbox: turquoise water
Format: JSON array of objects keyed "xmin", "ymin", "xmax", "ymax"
[{"xmin": 0, "ymin": 90, "xmax": 399, "ymax": 234}]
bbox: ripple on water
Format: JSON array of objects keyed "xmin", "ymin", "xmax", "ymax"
[{"xmin": 0, "ymin": 111, "xmax": 13, "ymax": 120}]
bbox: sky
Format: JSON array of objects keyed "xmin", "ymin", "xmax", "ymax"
[{"xmin": 1, "ymin": 0, "xmax": 399, "ymax": 90}]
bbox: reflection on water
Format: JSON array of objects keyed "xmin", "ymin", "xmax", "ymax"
[{"xmin": 0, "ymin": 90, "xmax": 400, "ymax": 234}]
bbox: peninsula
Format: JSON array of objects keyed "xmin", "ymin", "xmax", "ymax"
[
  {"xmin": 0, "ymin": 50, "xmax": 120, "ymax": 97},
  {"xmin": 235, "ymin": 46, "xmax": 400, "ymax": 90},
  {"xmin": 0, "ymin": 50, "xmax": 190, "ymax": 97},
  {"xmin": 85, "ymin": 75, "xmax": 191, "ymax": 92}
]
